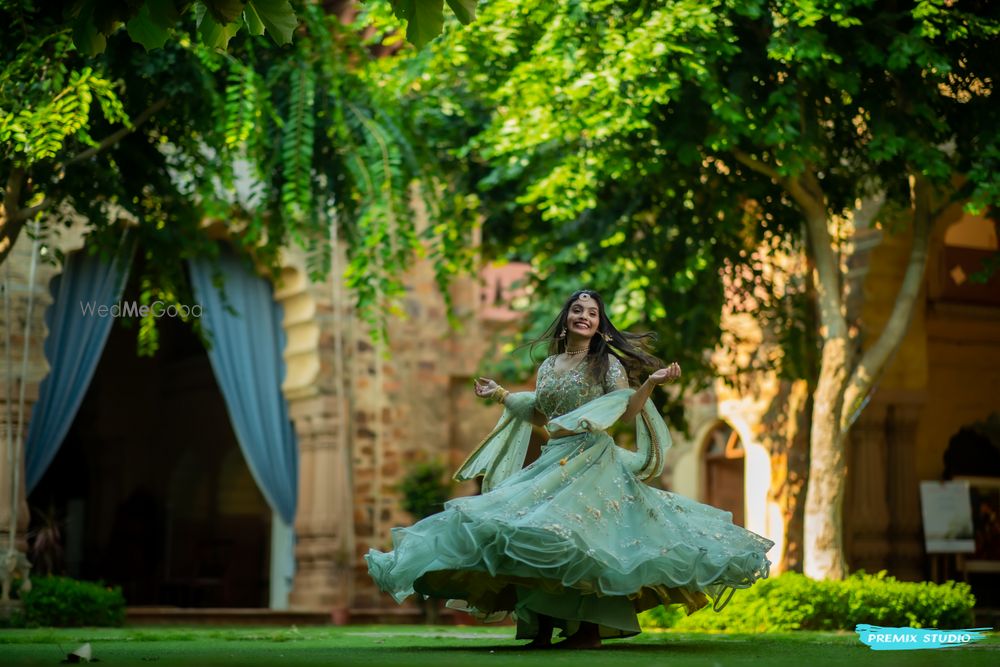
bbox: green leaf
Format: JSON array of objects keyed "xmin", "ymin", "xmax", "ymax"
[
  {"xmin": 445, "ymin": 0, "xmax": 477, "ymax": 24},
  {"xmin": 204, "ymin": 0, "xmax": 247, "ymax": 25},
  {"xmin": 197, "ymin": 5, "xmax": 242, "ymax": 49},
  {"xmin": 127, "ymin": 5, "xmax": 171, "ymax": 51},
  {"xmin": 247, "ymin": 0, "xmax": 297, "ymax": 45},
  {"xmin": 391, "ymin": 0, "xmax": 445, "ymax": 48},
  {"xmin": 148, "ymin": 0, "xmax": 181, "ymax": 26},
  {"xmin": 243, "ymin": 4, "xmax": 265, "ymax": 36},
  {"xmin": 72, "ymin": 15, "xmax": 107, "ymax": 56}
]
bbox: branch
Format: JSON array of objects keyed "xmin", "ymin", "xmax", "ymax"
[
  {"xmin": 3, "ymin": 167, "xmax": 25, "ymax": 214},
  {"xmin": 789, "ymin": 174, "xmax": 848, "ymax": 342},
  {"xmin": 63, "ymin": 98, "xmax": 168, "ymax": 169},
  {"xmin": 1, "ymin": 98, "xmax": 167, "ymax": 266},
  {"xmin": 731, "ymin": 148, "xmax": 828, "ymax": 229},
  {"xmin": 732, "ymin": 148, "xmax": 783, "ymax": 182},
  {"xmin": 731, "ymin": 147, "xmax": 847, "ymax": 340},
  {"xmin": 0, "ymin": 168, "xmax": 29, "ymax": 265},
  {"xmin": 17, "ymin": 201, "xmax": 49, "ymax": 219},
  {"xmin": 839, "ymin": 173, "xmax": 934, "ymax": 432}
]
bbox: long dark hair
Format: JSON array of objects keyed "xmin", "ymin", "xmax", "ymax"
[{"xmin": 528, "ymin": 289, "xmax": 663, "ymax": 387}]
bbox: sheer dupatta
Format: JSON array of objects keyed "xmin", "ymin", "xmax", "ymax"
[
  {"xmin": 454, "ymin": 388, "xmax": 672, "ymax": 491},
  {"xmin": 453, "ymin": 392, "xmax": 536, "ymax": 493}
]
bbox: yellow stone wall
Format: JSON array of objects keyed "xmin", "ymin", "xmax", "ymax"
[{"xmin": 861, "ymin": 204, "xmax": 1000, "ymax": 483}]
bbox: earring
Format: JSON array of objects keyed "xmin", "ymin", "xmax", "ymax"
[
  {"xmin": 558, "ymin": 327, "xmax": 567, "ymax": 338},
  {"xmin": 601, "ymin": 332, "xmax": 612, "ymax": 343}
]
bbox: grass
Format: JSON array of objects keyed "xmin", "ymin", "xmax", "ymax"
[{"xmin": 0, "ymin": 625, "xmax": 997, "ymax": 666}]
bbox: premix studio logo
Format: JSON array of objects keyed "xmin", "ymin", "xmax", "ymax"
[{"xmin": 856, "ymin": 624, "xmax": 991, "ymax": 651}]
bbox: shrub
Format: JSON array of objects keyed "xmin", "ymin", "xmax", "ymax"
[
  {"xmin": 639, "ymin": 602, "xmax": 684, "ymax": 629},
  {"xmin": 639, "ymin": 571, "xmax": 976, "ymax": 632},
  {"xmin": 19, "ymin": 576, "xmax": 125, "ymax": 627},
  {"xmin": 398, "ymin": 460, "xmax": 454, "ymax": 520}
]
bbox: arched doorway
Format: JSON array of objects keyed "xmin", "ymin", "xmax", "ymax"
[
  {"xmin": 27, "ymin": 260, "xmax": 272, "ymax": 607},
  {"xmin": 701, "ymin": 422, "xmax": 746, "ymax": 526}
]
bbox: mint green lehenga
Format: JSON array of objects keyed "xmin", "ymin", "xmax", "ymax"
[{"xmin": 365, "ymin": 356, "xmax": 775, "ymax": 639}]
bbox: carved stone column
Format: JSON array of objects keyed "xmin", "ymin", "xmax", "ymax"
[
  {"xmin": 886, "ymin": 403, "xmax": 926, "ymax": 581},
  {"xmin": 846, "ymin": 403, "xmax": 891, "ymax": 572},
  {"xmin": 288, "ymin": 393, "xmax": 354, "ymax": 615},
  {"xmin": 1, "ymin": 234, "xmax": 57, "ymax": 609},
  {"xmin": 277, "ymin": 267, "xmax": 355, "ymax": 617},
  {"xmin": 0, "ymin": 404, "xmax": 30, "ymax": 553}
]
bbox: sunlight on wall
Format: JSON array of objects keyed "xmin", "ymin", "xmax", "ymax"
[{"xmin": 944, "ymin": 212, "xmax": 998, "ymax": 250}]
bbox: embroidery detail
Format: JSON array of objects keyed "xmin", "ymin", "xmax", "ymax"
[{"xmin": 537, "ymin": 355, "xmax": 628, "ymax": 418}]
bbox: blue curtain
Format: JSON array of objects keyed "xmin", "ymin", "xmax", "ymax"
[
  {"xmin": 25, "ymin": 241, "xmax": 134, "ymax": 492},
  {"xmin": 188, "ymin": 250, "xmax": 298, "ymax": 608}
]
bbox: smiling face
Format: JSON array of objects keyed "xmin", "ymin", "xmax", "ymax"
[{"xmin": 566, "ymin": 296, "xmax": 600, "ymax": 342}]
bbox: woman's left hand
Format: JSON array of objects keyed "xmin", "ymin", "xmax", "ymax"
[
  {"xmin": 474, "ymin": 377, "xmax": 500, "ymax": 399},
  {"xmin": 648, "ymin": 362, "xmax": 681, "ymax": 385}
]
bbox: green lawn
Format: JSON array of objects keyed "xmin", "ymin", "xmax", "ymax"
[{"xmin": 0, "ymin": 625, "xmax": 997, "ymax": 666}]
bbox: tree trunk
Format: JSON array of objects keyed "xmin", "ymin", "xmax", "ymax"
[
  {"xmin": 766, "ymin": 379, "xmax": 810, "ymax": 573},
  {"xmin": 0, "ymin": 168, "xmax": 29, "ymax": 267},
  {"xmin": 803, "ymin": 338, "xmax": 850, "ymax": 579},
  {"xmin": 733, "ymin": 159, "xmax": 935, "ymax": 581},
  {"xmin": 803, "ymin": 181, "xmax": 932, "ymax": 579}
]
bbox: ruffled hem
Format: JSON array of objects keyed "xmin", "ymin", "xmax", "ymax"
[
  {"xmin": 366, "ymin": 430, "xmax": 773, "ymax": 635},
  {"xmin": 365, "ymin": 503, "xmax": 770, "ymax": 607}
]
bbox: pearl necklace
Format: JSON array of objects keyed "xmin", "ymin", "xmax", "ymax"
[{"xmin": 565, "ymin": 347, "xmax": 588, "ymax": 356}]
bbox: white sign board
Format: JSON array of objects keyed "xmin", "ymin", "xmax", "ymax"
[{"xmin": 919, "ymin": 480, "xmax": 975, "ymax": 553}]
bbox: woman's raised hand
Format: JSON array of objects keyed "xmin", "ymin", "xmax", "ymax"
[
  {"xmin": 474, "ymin": 377, "xmax": 500, "ymax": 399},
  {"xmin": 648, "ymin": 362, "xmax": 681, "ymax": 385}
]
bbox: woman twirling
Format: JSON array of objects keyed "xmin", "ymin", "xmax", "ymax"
[{"xmin": 365, "ymin": 289, "xmax": 774, "ymax": 648}]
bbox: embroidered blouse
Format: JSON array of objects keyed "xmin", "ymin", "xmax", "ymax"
[{"xmin": 535, "ymin": 354, "xmax": 629, "ymax": 419}]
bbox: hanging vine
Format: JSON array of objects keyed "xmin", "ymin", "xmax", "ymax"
[{"xmin": 1, "ymin": 1, "xmax": 480, "ymax": 353}]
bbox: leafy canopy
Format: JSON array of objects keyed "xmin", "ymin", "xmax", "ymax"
[
  {"xmin": 370, "ymin": 0, "xmax": 998, "ymax": 405},
  {"xmin": 1, "ymin": 1, "xmax": 479, "ymax": 352},
  {"xmin": 36, "ymin": 0, "xmax": 477, "ymax": 53}
]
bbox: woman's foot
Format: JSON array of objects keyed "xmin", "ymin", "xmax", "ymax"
[
  {"xmin": 524, "ymin": 614, "xmax": 555, "ymax": 649},
  {"xmin": 554, "ymin": 622, "xmax": 602, "ymax": 649}
]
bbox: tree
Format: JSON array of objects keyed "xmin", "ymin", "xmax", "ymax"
[
  {"xmin": 376, "ymin": 0, "xmax": 999, "ymax": 578},
  {"xmin": 30, "ymin": 1, "xmax": 476, "ymax": 53},
  {"xmin": 0, "ymin": 0, "xmax": 480, "ymax": 349},
  {"xmin": 48, "ymin": 0, "xmax": 300, "ymax": 54}
]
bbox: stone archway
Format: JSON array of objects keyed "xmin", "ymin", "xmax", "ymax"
[
  {"xmin": 25, "ymin": 241, "xmax": 280, "ymax": 607},
  {"xmin": 700, "ymin": 422, "xmax": 746, "ymax": 527},
  {"xmin": 4, "ymin": 219, "xmax": 343, "ymax": 611},
  {"xmin": 668, "ymin": 393, "xmax": 783, "ymax": 570}
]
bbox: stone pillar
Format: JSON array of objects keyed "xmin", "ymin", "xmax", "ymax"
[
  {"xmin": 886, "ymin": 403, "xmax": 926, "ymax": 581},
  {"xmin": 288, "ymin": 393, "xmax": 354, "ymax": 615},
  {"xmin": 0, "ymin": 234, "xmax": 56, "ymax": 607},
  {"xmin": 846, "ymin": 403, "xmax": 891, "ymax": 572},
  {"xmin": 278, "ymin": 267, "xmax": 356, "ymax": 617},
  {"xmin": 0, "ymin": 408, "xmax": 30, "ymax": 553}
]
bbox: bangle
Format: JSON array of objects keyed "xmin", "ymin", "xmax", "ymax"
[{"xmin": 492, "ymin": 387, "xmax": 510, "ymax": 404}]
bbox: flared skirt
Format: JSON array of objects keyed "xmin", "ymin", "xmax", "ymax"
[{"xmin": 366, "ymin": 431, "xmax": 774, "ymax": 638}]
